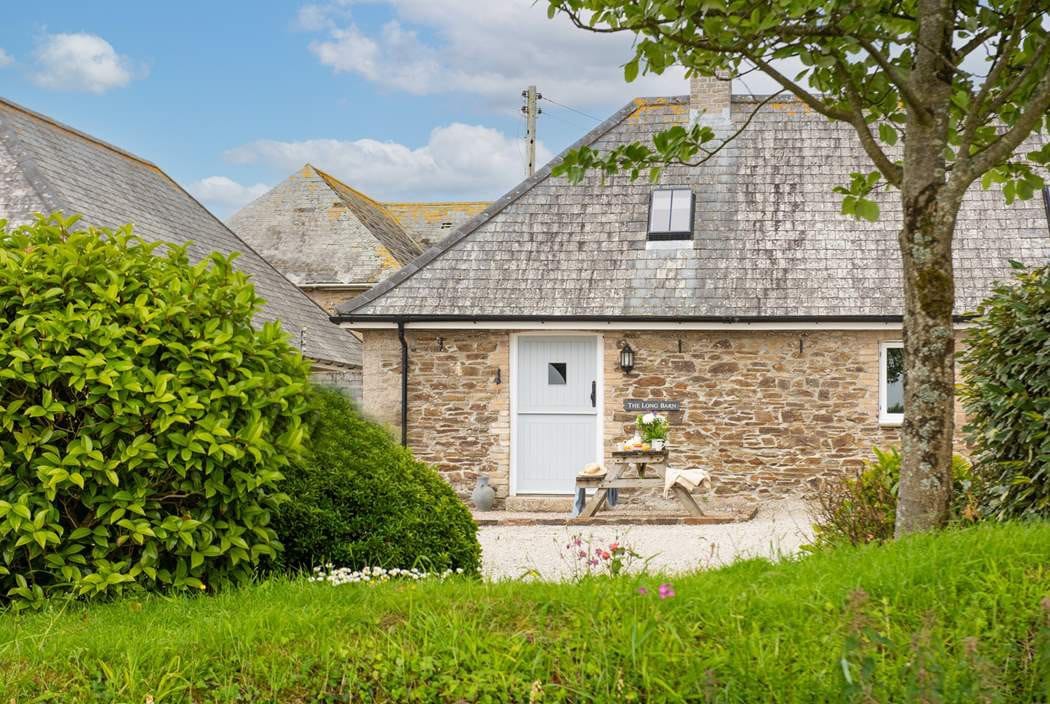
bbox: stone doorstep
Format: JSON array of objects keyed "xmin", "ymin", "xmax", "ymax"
[
  {"xmin": 503, "ymin": 495, "xmax": 575, "ymax": 513},
  {"xmin": 473, "ymin": 505, "xmax": 759, "ymax": 527}
]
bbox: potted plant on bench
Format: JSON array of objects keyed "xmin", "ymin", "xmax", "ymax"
[{"xmin": 636, "ymin": 413, "xmax": 669, "ymax": 451}]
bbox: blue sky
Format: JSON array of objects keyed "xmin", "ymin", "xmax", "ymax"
[{"xmin": 0, "ymin": 1, "xmax": 691, "ymax": 217}]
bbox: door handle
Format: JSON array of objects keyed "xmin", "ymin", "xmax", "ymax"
[{"xmin": 590, "ymin": 380, "xmax": 596, "ymax": 408}]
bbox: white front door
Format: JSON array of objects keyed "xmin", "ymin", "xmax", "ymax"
[{"xmin": 513, "ymin": 335, "xmax": 600, "ymax": 494}]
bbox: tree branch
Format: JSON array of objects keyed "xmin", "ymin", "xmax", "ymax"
[
  {"xmin": 950, "ymin": 65, "xmax": 1050, "ymax": 193},
  {"xmin": 682, "ymin": 90, "xmax": 786, "ymax": 165},
  {"xmin": 833, "ymin": 56, "xmax": 905, "ymax": 187},
  {"xmin": 736, "ymin": 51, "xmax": 849, "ymax": 121},
  {"xmin": 855, "ymin": 36, "xmax": 930, "ymax": 118},
  {"xmin": 979, "ymin": 35, "xmax": 1050, "ymax": 120},
  {"xmin": 956, "ymin": 18, "xmax": 1021, "ymax": 157}
]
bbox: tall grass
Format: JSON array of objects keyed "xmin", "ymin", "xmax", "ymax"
[{"xmin": 1, "ymin": 523, "xmax": 1048, "ymax": 702}]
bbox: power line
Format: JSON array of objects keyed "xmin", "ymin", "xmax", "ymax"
[
  {"xmin": 540, "ymin": 106, "xmax": 597, "ymax": 131},
  {"xmin": 539, "ymin": 95, "xmax": 602, "ymax": 123}
]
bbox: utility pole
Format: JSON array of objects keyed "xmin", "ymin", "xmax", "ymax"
[{"xmin": 521, "ymin": 85, "xmax": 542, "ymax": 177}]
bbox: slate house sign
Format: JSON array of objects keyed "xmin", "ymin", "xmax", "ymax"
[{"xmin": 624, "ymin": 399, "xmax": 682, "ymax": 412}]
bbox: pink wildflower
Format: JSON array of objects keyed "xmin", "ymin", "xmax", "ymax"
[
  {"xmin": 578, "ymin": 550, "xmax": 587, "ymax": 558},
  {"xmin": 610, "ymin": 542, "xmax": 620, "ymax": 552},
  {"xmin": 658, "ymin": 583, "xmax": 676, "ymax": 600},
  {"xmin": 637, "ymin": 587, "xmax": 648, "ymax": 595},
  {"xmin": 600, "ymin": 550, "xmax": 611, "ymax": 560}
]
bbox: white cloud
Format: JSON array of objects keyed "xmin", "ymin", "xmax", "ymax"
[
  {"xmin": 189, "ymin": 176, "xmax": 270, "ymax": 215},
  {"xmin": 0, "ymin": 49, "xmax": 12, "ymax": 68},
  {"xmin": 225, "ymin": 122, "xmax": 551, "ymax": 201},
  {"xmin": 294, "ymin": 1, "xmax": 353, "ymax": 31},
  {"xmin": 304, "ymin": 0, "xmax": 687, "ymax": 108},
  {"xmin": 31, "ymin": 33, "xmax": 140, "ymax": 94}
]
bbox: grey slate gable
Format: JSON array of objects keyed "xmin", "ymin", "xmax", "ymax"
[
  {"xmin": 227, "ymin": 164, "xmax": 422, "ymax": 287},
  {"xmin": 0, "ymin": 97, "xmax": 359, "ymax": 368},
  {"xmin": 340, "ymin": 95, "xmax": 1050, "ymax": 320}
]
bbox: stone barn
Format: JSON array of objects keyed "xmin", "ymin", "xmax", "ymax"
[{"xmin": 332, "ymin": 77, "xmax": 1050, "ymax": 509}]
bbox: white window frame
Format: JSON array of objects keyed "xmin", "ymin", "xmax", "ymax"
[
  {"xmin": 647, "ymin": 188, "xmax": 694, "ymax": 240},
  {"xmin": 879, "ymin": 341, "xmax": 904, "ymax": 426}
]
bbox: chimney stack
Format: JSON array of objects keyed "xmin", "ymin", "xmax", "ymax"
[{"xmin": 689, "ymin": 73, "xmax": 732, "ymax": 127}]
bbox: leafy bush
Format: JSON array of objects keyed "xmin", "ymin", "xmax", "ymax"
[
  {"xmin": 960, "ymin": 261, "xmax": 1050, "ymax": 520},
  {"xmin": 0, "ymin": 214, "xmax": 310, "ymax": 608},
  {"xmin": 810, "ymin": 447, "xmax": 981, "ymax": 547},
  {"xmin": 273, "ymin": 386, "xmax": 481, "ymax": 574}
]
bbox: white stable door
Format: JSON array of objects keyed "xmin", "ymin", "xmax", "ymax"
[{"xmin": 514, "ymin": 335, "xmax": 600, "ymax": 494}]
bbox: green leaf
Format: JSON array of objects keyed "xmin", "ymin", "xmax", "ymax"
[
  {"xmin": 855, "ymin": 199, "xmax": 880, "ymax": 222},
  {"xmin": 623, "ymin": 58, "xmax": 639, "ymax": 83}
]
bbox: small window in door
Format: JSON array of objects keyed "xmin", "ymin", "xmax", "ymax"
[{"xmin": 548, "ymin": 362, "xmax": 567, "ymax": 385}]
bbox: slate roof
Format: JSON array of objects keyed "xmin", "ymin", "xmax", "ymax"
[
  {"xmin": 340, "ymin": 95, "xmax": 1050, "ymax": 320},
  {"xmin": 0, "ymin": 97, "xmax": 359, "ymax": 368},
  {"xmin": 227, "ymin": 165, "xmax": 418, "ymax": 286},
  {"xmin": 383, "ymin": 201, "xmax": 490, "ymax": 248},
  {"xmin": 227, "ymin": 166, "xmax": 489, "ymax": 286}
]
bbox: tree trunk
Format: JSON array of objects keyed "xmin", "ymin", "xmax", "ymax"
[
  {"xmin": 893, "ymin": 0, "xmax": 958, "ymax": 537},
  {"xmin": 895, "ymin": 196, "xmax": 958, "ymax": 536}
]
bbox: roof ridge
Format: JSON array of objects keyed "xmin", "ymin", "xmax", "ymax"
[
  {"xmin": 335, "ymin": 97, "xmax": 647, "ymax": 317},
  {"xmin": 381, "ymin": 200, "xmax": 492, "ymax": 207},
  {"xmin": 314, "ymin": 167, "xmax": 403, "ymax": 220},
  {"xmin": 313, "ymin": 166, "xmax": 424, "ymax": 261},
  {"xmin": 0, "ymin": 96, "xmax": 165, "ymax": 176},
  {"xmin": 313, "ymin": 167, "xmax": 423, "ymax": 251}
]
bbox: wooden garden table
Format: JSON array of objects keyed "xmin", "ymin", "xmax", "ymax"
[{"xmin": 574, "ymin": 449, "xmax": 705, "ymax": 518}]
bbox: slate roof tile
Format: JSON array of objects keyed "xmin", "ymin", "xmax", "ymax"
[
  {"xmin": 342, "ymin": 94, "xmax": 1049, "ymax": 320},
  {"xmin": 0, "ymin": 97, "xmax": 358, "ymax": 368}
]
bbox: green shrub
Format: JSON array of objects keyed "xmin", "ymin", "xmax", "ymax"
[
  {"xmin": 273, "ymin": 386, "xmax": 481, "ymax": 574},
  {"xmin": 960, "ymin": 261, "xmax": 1050, "ymax": 520},
  {"xmin": 810, "ymin": 447, "xmax": 981, "ymax": 547},
  {"xmin": 0, "ymin": 214, "xmax": 310, "ymax": 608}
]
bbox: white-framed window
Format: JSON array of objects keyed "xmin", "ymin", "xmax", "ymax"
[
  {"xmin": 879, "ymin": 341, "xmax": 904, "ymax": 425},
  {"xmin": 647, "ymin": 188, "xmax": 694, "ymax": 240}
]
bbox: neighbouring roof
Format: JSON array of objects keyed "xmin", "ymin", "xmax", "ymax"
[
  {"xmin": 0, "ymin": 97, "xmax": 359, "ymax": 369},
  {"xmin": 383, "ymin": 201, "xmax": 490, "ymax": 248},
  {"xmin": 227, "ymin": 166, "xmax": 489, "ymax": 286},
  {"xmin": 340, "ymin": 95, "xmax": 1050, "ymax": 320},
  {"xmin": 228, "ymin": 165, "xmax": 419, "ymax": 287}
]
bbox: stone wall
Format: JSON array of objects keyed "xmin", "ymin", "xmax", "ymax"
[
  {"xmin": 362, "ymin": 330, "xmax": 511, "ymax": 499},
  {"xmin": 604, "ymin": 330, "xmax": 967, "ymax": 497},
  {"xmin": 359, "ymin": 328, "xmax": 968, "ymax": 506}
]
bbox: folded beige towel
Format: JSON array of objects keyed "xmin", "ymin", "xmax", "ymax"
[{"xmin": 663, "ymin": 467, "xmax": 710, "ymax": 498}]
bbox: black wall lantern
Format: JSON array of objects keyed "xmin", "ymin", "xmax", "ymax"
[{"xmin": 619, "ymin": 342, "xmax": 635, "ymax": 374}]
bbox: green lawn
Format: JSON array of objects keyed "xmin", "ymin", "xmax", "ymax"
[{"xmin": 1, "ymin": 524, "xmax": 1048, "ymax": 703}]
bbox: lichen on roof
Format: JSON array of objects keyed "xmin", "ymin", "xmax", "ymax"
[{"xmin": 340, "ymin": 93, "xmax": 1050, "ymax": 320}]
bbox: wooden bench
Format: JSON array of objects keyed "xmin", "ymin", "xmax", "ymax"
[{"xmin": 574, "ymin": 449, "xmax": 705, "ymax": 518}]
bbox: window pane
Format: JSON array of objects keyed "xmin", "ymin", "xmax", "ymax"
[
  {"xmin": 648, "ymin": 191, "xmax": 672, "ymax": 232},
  {"xmin": 885, "ymin": 347, "xmax": 904, "ymax": 414},
  {"xmin": 669, "ymin": 189, "xmax": 693, "ymax": 232},
  {"xmin": 548, "ymin": 362, "xmax": 567, "ymax": 385}
]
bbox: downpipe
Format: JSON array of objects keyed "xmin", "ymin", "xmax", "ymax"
[{"xmin": 398, "ymin": 321, "xmax": 409, "ymax": 447}]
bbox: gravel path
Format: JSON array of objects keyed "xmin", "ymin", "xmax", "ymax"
[{"xmin": 478, "ymin": 499, "xmax": 813, "ymax": 581}]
